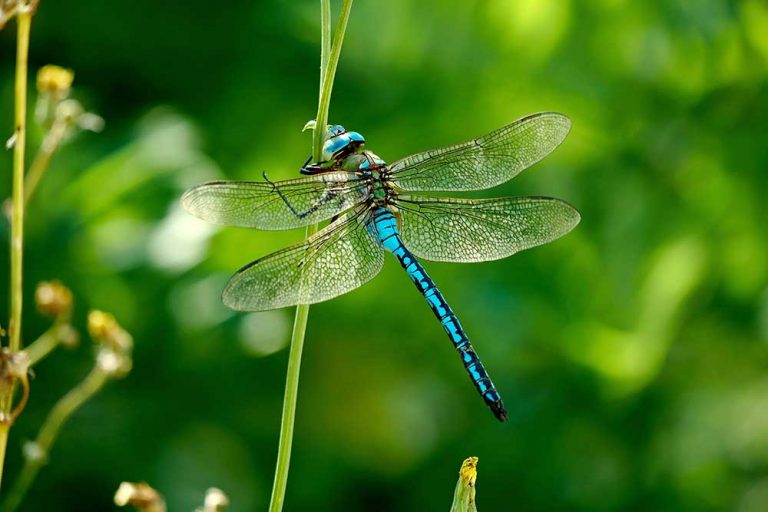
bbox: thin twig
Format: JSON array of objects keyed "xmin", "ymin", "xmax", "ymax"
[
  {"xmin": 24, "ymin": 322, "xmax": 74, "ymax": 366},
  {"xmin": 24, "ymin": 118, "xmax": 67, "ymax": 205}
]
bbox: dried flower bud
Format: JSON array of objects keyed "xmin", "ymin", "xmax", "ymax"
[
  {"xmin": 460, "ymin": 456, "xmax": 478, "ymax": 486},
  {"xmin": 114, "ymin": 482, "xmax": 166, "ymax": 512},
  {"xmin": 451, "ymin": 457, "xmax": 478, "ymax": 512},
  {"xmin": 88, "ymin": 310, "xmax": 133, "ymax": 353},
  {"xmin": 0, "ymin": 0, "xmax": 40, "ymax": 29},
  {"xmin": 201, "ymin": 488, "xmax": 230, "ymax": 512},
  {"xmin": 87, "ymin": 310, "xmax": 116, "ymax": 339},
  {"xmin": 35, "ymin": 280, "xmax": 73, "ymax": 318},
  {"xmin": 77, "ymin": 112, "xmax": 105, "ymax": 132},
  {"xmin": 89, "ymin": 310, "xmax": 133, "ymax": 378},
  {"xmin": 55, "ymin": 99, "xmax": 84, "ymax": 123},
  {"xmin": 0, "ymin": 348, "xmax": 30, "ymax": 395},
  {"xmin": 96, "ymin": 349, "xmax": 132, "ymax": 378},
  {"xmin": 37, "ymin": 65, "xmax": 74, "ymax": 99}
]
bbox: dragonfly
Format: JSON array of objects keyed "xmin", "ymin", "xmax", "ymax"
[{"xmin": 182, "ymin": 112, "xmax": 580, "ymax": 422}]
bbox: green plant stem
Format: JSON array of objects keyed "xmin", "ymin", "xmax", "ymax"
[
  {"xmin": 1, "ymin": 366, "xmax": 110, "ymax": 512},
  {"xmin": 267, "ymin": 293, "xmax": 312, "ymax": 512},
  {"xmin": 267, "ymin": 2, "xmax": 353, "ymax": 511},
  {"xmin": 9, "ymin": 9, "xmax": 30, "ymax": 354},
  {"xmin": 24, "ymin": 118, "xmax": 68, "ymax": 206},
  {"xmin": 0, "ymin": 8, "xmax": 33, "ymax": 490},
  {"xmin": 23, "ymin": 322, "xmax": 69, "ymax": 366},
  {"xmin": 319, "ymin": 0, "xmax": 331, "ymax": 91},
  {"xmin": 312, "ymin": 0, "xmax": 354, "ymax": 161}
]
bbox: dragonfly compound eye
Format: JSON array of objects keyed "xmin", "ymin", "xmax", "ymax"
[
  {"xmin": 321, "ymin": 130, "xmax": 366, "ymax": 162},
  {"xmin": 347, "ymin": 131, "xmax": 365, "ymax": 144}
]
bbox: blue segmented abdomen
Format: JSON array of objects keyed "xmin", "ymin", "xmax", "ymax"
[{"xmin": 370, "ymin": 207, "xmax": 508, "ymax": 421}]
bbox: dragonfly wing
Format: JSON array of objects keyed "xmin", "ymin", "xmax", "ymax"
[
  {"xmin": 181, "ymin": 171, "xmax": 363, "ymax": 230},
  {"xmin": 389, "ymin": 112, "xmax": 571, "ymax": 192},
  {"xmin": 396, "ymin": 195, "xmax": 580, "ymax": 263},
  {"xmin": 223, "ymin": 208, "xmax": 384, "ymax": 311}
]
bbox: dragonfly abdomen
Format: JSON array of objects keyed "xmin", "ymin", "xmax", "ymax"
[{"xmin": 370, "ymin": 208, "xmax": 508, "ymax": 422}]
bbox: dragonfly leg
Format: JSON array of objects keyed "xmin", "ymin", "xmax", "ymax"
[
  {"xmin": 262, "ymin": 171, "xmax": 340, "ymax": 220},
  {"xmin": 300, "ymin": 155, "xmax": 334, "ymax": 175},
  {"xmin": 298, "ymin": 155, "xmax": 315, "ymax": 175}
]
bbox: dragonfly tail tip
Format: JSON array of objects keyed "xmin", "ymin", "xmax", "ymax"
[{"xmin": 490, "ymin": 401, "xmax": 508, "ymax": 422}]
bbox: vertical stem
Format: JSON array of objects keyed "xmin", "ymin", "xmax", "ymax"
[
  {"xmin": 312, "ymin": 0, "xmax": 354, "ymax": 162},
  {"xmin": 319, "ymin": 0, "xmax": 331, "ymax": 93},
  {"xmin": 10, "ymin": 10, "xmax": 31, "ymax": 353},
  {"xmin": 267, "ymin": 1, "xmax": 353, "ymax": 511},
  {"xmin": 0, "ymin": 9, "xmax": 33, "ymax": 490},
  {"xmin": 266, "ymin": 299, "xmax": 311, "ymax": 512}
]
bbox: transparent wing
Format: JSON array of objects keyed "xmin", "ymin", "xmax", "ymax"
[
  {"xmin": 181, "ymin": 171, "xmax": 364, "ymax": 230},
  {"xmin": 396, "ymin": 195, "xmax": 580, "ymax": 263},
  {"xmin": 389, "ymin": 112, "xmax": 571, "ymax": 192},
  {"xmin": 222, "ymin": 208, "xmax": 384, "ymax": 311}
]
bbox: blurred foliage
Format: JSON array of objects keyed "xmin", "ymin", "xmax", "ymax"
[{"xmin": 0, "ymin": 0, "xmax": 767, "ymax": 510}]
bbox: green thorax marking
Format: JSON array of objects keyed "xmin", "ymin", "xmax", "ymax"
[{"xmin": 341, "ymin": 149, "xmax": 392, "ymax": 204}]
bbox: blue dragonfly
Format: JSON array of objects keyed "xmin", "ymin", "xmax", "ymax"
[{"xmin": 182, "ymin": 112, "xmax": 580, "ymax": 421}]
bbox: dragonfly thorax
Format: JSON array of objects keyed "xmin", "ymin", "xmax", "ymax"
[
  {"xmin": 336, "ymin": 150, "xmax": 395, "ymax": 207},
  {"xmin": 343, "ymin": 150, "xmax": 395, "ymax": 208}
]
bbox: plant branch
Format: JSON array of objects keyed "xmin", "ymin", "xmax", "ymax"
[
  {"xmin": 23, "ymin": 118, "xmax": 66, "ymax": 206},
  {"xmin": 0, "ymin": 366, "xmax": 109, "ymax": 512},
  {"xmin": 267, "ymin": 2, "xmax": 353, "ymax": 511},
  {"xmin": 1, "ymin": 312, "xmax": 131, "ymax": 510},
  {"xmin": 23, "ymin": 322, "xmax": 73, "ymax": 366}
]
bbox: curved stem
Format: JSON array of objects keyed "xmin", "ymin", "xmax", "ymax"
[
  {"xmin": 267, "ymin": 1, "xmax": 353, "ymax": 511},
  {"xmin": 24, "ymin": 117, "xmax": 68, "ymax": 206},
  {"xmin": 0, "ymin": 366, "xmax": 109, "ymax": 512},
  {"xmin": 24, "ymin": 322, "xmax": 70, "ymax": 367}
]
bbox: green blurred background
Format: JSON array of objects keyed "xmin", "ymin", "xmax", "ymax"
[{"xmin": 1, "ymin": 0, "xmax": 768, "ymax": 510}]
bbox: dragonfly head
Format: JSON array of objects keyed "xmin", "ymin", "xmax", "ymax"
[{"xmin": 321, "ymin": 125, "xmax": 365, "ymax": 162}]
